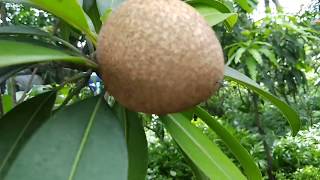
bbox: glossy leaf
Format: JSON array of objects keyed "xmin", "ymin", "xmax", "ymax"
[
  {"xmin": 193, "ymin": 106, "xmax": 263, "ymax": 180},
  {"xmin": 0, "ymin": 26, "xmax": 82, "ymax": 54},
  {"xmin": 160, "ymin": 113, "xmax": 246, "ymax": 180},
  {"xmin": 0, "ymin": 91, "xmax": 57, "ymax": 178},
  {"xmin": 0, "ymin": 40, "xmax": 97, "ymax": 68},
  {"xmin": 234, "ymin": 0, "xmax": 254, "ymax": 13},
  {"xmin": 187, "ymin": 0, "xmax": 238, "ymax": 30},
  {"xmin": 2, "ymin": 0, "xmax": 97, "ymax": 43},
  {"xmin": 112, "ymin": 104, "xmax": 148, "ymax": 180},
  {"xmin": 3, "ymin": 96, "xmax": 128, "ymax": 180},
  {"xmin": 96, "ymin": 0, "xmax": 124, "ymax": 17},
  {"xmin": 224, "ymin": 66, "xmax": 301, "ymax": 136}
]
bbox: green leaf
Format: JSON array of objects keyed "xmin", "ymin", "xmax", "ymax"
[
  {"xmin": 3, "ymin": 0, "xmax": 97, "ymax": 44},
  {"xmin": 126, "ymin": 110, "xmax": 148, "ymax": 180},
  {"xmin": 234, "ymin": 0, "xmax": 254, "ymax": 13},
  {"xmin": 177, "ymin": 143, "xmax": 209, "ymax": 180},
  {"xmin": 30, "ymin": 0, "xmax": 97, "ymax": 41},
  {"xmin": 0, "ymin": 91, "xmax": 57, "ymax": 178},
  {"xmin": 187, "ymin": 0, "xmax": 238, "ymax": 30},
  {"xmin": 0, "ymin": 26, "xmax": 82, "ymax": 54},
  {"xmin": 160, "ymin": 113, "xmax": 246, "ymax": 180},
  {"xmin": 0, "ymin": 40, "xmax": 97, "ymax": 69},
  {"xmin": 1, "ymin": 95, "xmax": 14, "ymax": 113},
  {"xmin": 259, "ymin": 48, "xmax": 278, "ymax": 67},
  {"xmin": 83, "ymin": 0, "xmax": 102, "ymax": 32},
  {"xmin": 3, "ymin": 96, "xmax": 128, "ymax": 180},
  {"xmin": 112, "ymin": 104, "xmax": 148, "ymax": 180},
  {"xmin": 234, "ymin": 47, "xmax": 246, "ymax": 63},
  {"xmin": 248, "ymin": 49, "xmax": 263, "ymax": 64},
  {"xmin": 100, "ymin": 8, "xmax": 113, "ymax": 23},
  {"xmin": 96, "ymin": 0, "xmax": 124, "ymax": 17},
  {"xmin": 224, "ymin": 66, "xmax": 301, "ymax": 136},
  {"xmin": 193, "ymin": 106, "xmax": 262, "ymax": 180},
  {"xmin": 246, "ymin": 57, "xmax": 258, "ymax": 80}
]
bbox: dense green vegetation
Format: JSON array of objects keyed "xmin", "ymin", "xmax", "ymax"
[{"xmin": 0, "ymin": 0, "xmax": 319, "ymax": 179}]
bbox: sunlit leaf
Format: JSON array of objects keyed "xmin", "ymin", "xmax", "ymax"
[
  {"xmin": 234, "ymin": 0, "xmax": 255, "ymax": 13},
  {"xmin": 193, "ymin": 106, "xmax": 263, "ymax": 180},
  {"xmin": 0, "ymin": 40, "xmax": 97, "ymax": 69},
  {"xmin": 0, "ymin": 26, "xmax": 82, "ymax": 54},
  {"xmin": 187, "ymin": 0, "xmax": 238, "ymax": 30},
  {"xmin": 160, "ymin": 113, "xmax": 246, "ymax": 180}
]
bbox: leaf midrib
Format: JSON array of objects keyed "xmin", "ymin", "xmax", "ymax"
[
  {"xmin": 68, "ymin": 97, "xmax": 102, "ymax": 180},
  {"xmin": 167, "ymin": 114, "xmax": 232, "ymax": 179}
]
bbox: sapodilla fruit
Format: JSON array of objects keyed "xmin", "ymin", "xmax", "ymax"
[{"xmin": 97, "ymin": 0, "xmax": 225, "ymax": 115}]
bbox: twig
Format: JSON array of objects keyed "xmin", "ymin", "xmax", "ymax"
[{"xmin": 17, "ymin": 68, "xmax": 38, "ymax": 104}]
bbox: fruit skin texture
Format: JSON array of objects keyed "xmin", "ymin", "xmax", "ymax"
[{"xmin": 97, "ymin": 0, "xmax": 224, "ymax": 115}]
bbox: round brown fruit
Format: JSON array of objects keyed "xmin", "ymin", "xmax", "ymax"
[{"xmin": 97, "ymin": 0, "xmax": 225, "ymax": 114}]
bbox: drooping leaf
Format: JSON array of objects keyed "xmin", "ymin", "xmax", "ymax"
[
  {"xmin": 248, "ymin": 49, "xmax": 263, "ymax": 64},
  {"xmin": 259, "ymin": 48, "xmax": 278, "ymax": 67},
  {"xmin": 83, "ymin": 0, "xmax": 102, "ymax": 32},
  {"xmin": 193, "ymin": 106, "xmax": 263, "ymax": 180},
  {"xmin": 3, "ymin": 96, "xmax": 128, "ymax": 180},
  {"xmin": 187, "ymin": 0, "xmax": 238, "ymax": 30},
  {"xmin": 2, "ymin": 0, "xmax": 97, "ymax": 44},
  {"xmin": 234, "ymin": 0, "xmax": 255, "ymax": 13},
  {"xmin": 246, "ymin": 57, "xmax": 258, "ymax": 80},
  {"xmin": 125, "ymin": 110, "xmax": 148, "ymax": 180},
  {"xmin": 224, "ymin": 66, "xmax": 301, "ymax": 136},
  {"xmin": 160, "ymin": 113, "xmax": 246, "ymax": 180},
  {"xmin": 0, "ymin": 40, "xmax": 97, "ymax": 69},
  {"xmin": 112, "ymin": 104, "xmax": 148, "ymax": 180},
  {"xmin": 234, "ymin": 47, "xmax": 246, "ymax": 63},
  {"xmin": 96, "ymin": 0, "xmax": 124, "ymax": 17},
  {"xmin": 0, "ymin": 91, "xmax": 57, "ymax": 178}
]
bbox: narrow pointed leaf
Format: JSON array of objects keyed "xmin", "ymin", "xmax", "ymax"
[
  {"xmin": 193, "ymin": 106, "xmax": 262, "ymax": 180},
  {"xmin": 112, "ymin": 104, "xmax": 148, "ymax": 180},
  {"xmin": 0, "ymin": 91, "xmax": 57, "ymax": 178},
  {"xmin": 0, "ymin": 26, "xmax": 82, "ymax": 54},
  {"xmin": 1, "ymin": 0, "xmax": 97, "ymax": 43},
  {"xmin": 3, "ymin": 96, "xmax": 128, "ymax": 180},
  {"xmin": 126, "ymin": 110, "xmax": 148, "ymax": 180},
  {"xmin": 187, "ymin": 0, "xmax": 238, "ymax": 30},
  {"xmin": 248, "ymin": 49, "xmax": 263, "ymax": 64},
  {"xmin": 160, "ymin": 113, "xmax": 246, "ymax": 180},
  {"xmin": 224, "ymin": 66, "xmax": 301, "ymax": 135},
  {"xmin": 234, "ymin": 0, "xmax": 254, "ymax": 13},
  {"xmin": 0, "ymin": 40, "xmax": 97, "ymax": 68}
]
